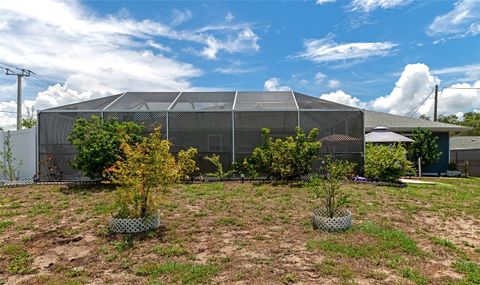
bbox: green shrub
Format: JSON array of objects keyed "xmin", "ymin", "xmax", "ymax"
[
  {"xmin": 251, "ymin": 127, "xmax": 321, "ymax": 180},
  {"xmin": 364, "ymin": 143, "xmax": 414, "ymax": 182},
  {"xmin": 233, "ymin": 158, "xmax": 259, "ymax": 179},
  {"xmin": 68, "ymin": 116, "xmax": 143, "ymax": 180},
  {"xmin": 177, "ymin": 147, "xmax": 199, "ymax": 180}
]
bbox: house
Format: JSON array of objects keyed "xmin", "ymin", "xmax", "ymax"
[
  {"xmin": 37, "ymin": 91, "xmax": 468, "ymax": 181},
  {"xmin": 450, "ymin": 136, "xmax": 480, "ymax": 176},
  {"xmin": 365, "ymin": 110, "xmax": 469, "ymax": 175}
]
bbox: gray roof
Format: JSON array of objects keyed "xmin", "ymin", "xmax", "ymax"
[
  {"xmin": 365, "ymin": 126, "xmax": 414, "ymax": 143},
  {"xmin": 42, "ymin": 91, "xmax": 358, "ymax": 112},
  {"xmin": 364, "ymin": 110, "xmax": 469, "ymax": 133},
  {"xmin": 450, "ymin": 136, "xmax": 480, "ymax": 150}
]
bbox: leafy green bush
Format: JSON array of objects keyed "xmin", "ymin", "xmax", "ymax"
[
  {"xmin": 233, "ymin": 158, "xmax": 259, "ymax": 179},
  {"xmin": 177, "ymin": 147, "xmax": 199, "ymax": 180},
  {"xmin": 364, "ymin": 143, "xmax": 414, "ymax": 182},
  {"xmin": 204, "ymin": 154, "xmax": 235, "ymax": 179},
  {"xmin": 105, "ymin": 128, "xmax": 193, "ymax": 218},
  {"xmin": 68, "ymin": 116, "xmax": 143, "ymax": 180},
  {"xmin": 407, "ymin": 127, "xmax": 442, "ymax": 168},
  {"xmin": 307, "ymin": 156, "xmax": 356, "ymax": 218},
  {"xmin": 251, "ymin": 127, "xmax": 321, "ymax": 180}
]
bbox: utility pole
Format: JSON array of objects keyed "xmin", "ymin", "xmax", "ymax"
[
  {"xmin": 433, "ymin": 84, "xmax": 438, "ymax": 122},
  {"xmin": 4, "ymin": 68, "xmax": 31, "ymax": 130}
]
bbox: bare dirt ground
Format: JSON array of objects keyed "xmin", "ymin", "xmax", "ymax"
[{"xmin": 0, "ymin": 178, "xmax": 479, "ymax": 284}]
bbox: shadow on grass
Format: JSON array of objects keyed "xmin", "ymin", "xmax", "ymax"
[{"xmin": 59, "ymin": 183, "xmax": 117, "ymax": 195}]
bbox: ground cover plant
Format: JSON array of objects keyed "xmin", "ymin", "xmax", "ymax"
[{"xmin": 0, "ymin": 178, "xmax": 479, "ymax": 284}]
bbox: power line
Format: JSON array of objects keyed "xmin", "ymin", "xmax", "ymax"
[
  {"xmin": 407, "ymin": 88, "xmax": 435, "ymax": 118},
  {"xmin": 0, "ymin": 110, "xmax": 16, "ymax": 114},
  {"xmin": 443, "ymin": 87, "xmax": 480, "ymax": 90},
  {"xmin": 0, "ymin": 64, "xmax": 77, "ymax": 103},
  {"xmin": 23, "ymin": 76, "xmax": 74, "ymax": 103}
]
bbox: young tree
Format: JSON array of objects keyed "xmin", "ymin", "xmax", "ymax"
[
  {"xmin": 0, "ymin": 131, "xmax": 22, "ymax": 180},
  {"xmin": 308, "ymin": 156, "xmax": 356, "ymax": 218},
  {"xmin": 68, "ymin": 116, "xmax": 144, "ymax": 180},
  {"xmin": 21, "ymin": 106, "xmax": 37, "ymax": 129},
  {"xmin": 407, "ymin": 127, "xmax": 442, "ymax": 168},
  {"xmin": 105, "ymin": 128, "xmax": 194, "ymax": 218}
]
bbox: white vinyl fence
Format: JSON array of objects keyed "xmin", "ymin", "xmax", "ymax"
[{"xmin": 0, "ymin": 127, "xmax": 37, "ymax": 181}]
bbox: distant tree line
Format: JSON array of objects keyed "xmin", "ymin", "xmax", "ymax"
[{"xmin": 420, "ymin": 111, "xmax": 480, "ymax": 136}]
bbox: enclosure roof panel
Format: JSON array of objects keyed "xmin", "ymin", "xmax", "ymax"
[
  {"xmin": 234, "ymin": 91, "xmax": 297, "ymax": 110},
  {"xmin": 46, "ymin": 94, "xmax": 121, "ymax": 111},
  {"xmin": 41, "ymin": 91, "xmax": 365, "ymax": 112},
  {"xmin": 170, "ymin": 91, "xmax": 235, "ymax": 111},
  {"xmin": 105, "ymin": 92, "xmax": 180, "ymax": 111},
  {"xmin": 293, "ymin": 92, "xmax": 358, "ymax": 110}
]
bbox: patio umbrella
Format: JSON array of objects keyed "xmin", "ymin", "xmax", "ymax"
[{"xmin": 365, "ymin": 126, "xmax": 413, "ymax": 143}]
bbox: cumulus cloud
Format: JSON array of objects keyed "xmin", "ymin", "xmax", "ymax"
[
  {"xmin": 320, "ymin": 90, "xmax": 366, "ymax": 108},
  {"xmin": 318, "ymin": 63, "xmax": 480, "ymax": 117},
  {"xmin": 349, "ymin": 0, "xmax": 411, "ymax": 12},
  {"xmin": 370, "ymin": 63, "xmax": 439, "ymax": 115},
  {"xmin": 263, "ymin": 78, "xmax": 291, "ymax": 91},
  {"xmin": 0, "ymin": 0, "xmax": 261, "ymax": 129},
  {"xmin": 294, "ymin": 36, "xmax": 396, "ymax": 63},
  {"xmin": 427, "ymin": 0, "xmax": 480, "ymax": 37}
]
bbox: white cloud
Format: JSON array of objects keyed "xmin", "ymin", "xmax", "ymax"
[
  {"xmin": 201, "ymin": 27, "xmax": 259, "ymax": 59},
  {"xmin": 328, "ymin": 79, "xmax": 341, "ymax": 88},
  {"xmin": 320, "ymin": 90, "xmax": 366, "ymax": 108},
  {"xmin": 316, "ymin": 0, "xmax": 336, "ymax": 5},
  {"xmin": 0, "ymin": 0, "xmax": 261, "ymax": 129},
  {"xmin": 263, "ymin": 78, "xmax": 291, "ymax": 91},
  {"xmin": 431, "ymin": 63, "xmax": 480, "ymax": 82},
  {"xmin": 371, "ymin": 63, "xmax": 439, "ymax": 115},
  {"xmin": 349, "ymin": 0, "xmax": 411, "ymax": 12},
  {"xmin": 314, "ymin": 72, "xmax": 327, "ymax": 83},
  {"xmin": 295, "ymin": 36, "xmax": 396, "ymax": 63},
  {"xmin": 225, "ymin": 12, "xmax": 234, "ymax": 22},
  {"xmin": 170, "ymin": 9, "xmax": 192, "ymax": 26},
  {"xmin": 427, "ymin": 0, "xmax": 480, "ymax": 37},
  {"xmin": 318, "ymin": 63, "xmax": 480, "ymax": 118}
]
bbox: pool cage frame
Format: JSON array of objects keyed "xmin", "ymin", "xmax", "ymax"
[{"xmin": 38, "ymin": 91, "xmax": 365, "ymax": 181}]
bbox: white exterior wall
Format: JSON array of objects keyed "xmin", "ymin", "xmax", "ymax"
[{"xmin": 0, "ymin": 127, "xmax": 37, "ymax": 180}]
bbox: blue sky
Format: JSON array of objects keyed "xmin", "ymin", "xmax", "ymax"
[{"xmin": 0, "ymin": 0, "xmax": 479, "ymax": 128}]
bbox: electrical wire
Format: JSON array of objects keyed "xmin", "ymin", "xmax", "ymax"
[
  {"xmin": 407, "ymin": 88, "xmax": 435, "ymax": 117},
  {"xmin": 23, "ymin": 76, "xmax": 74, "ymax": 103}
]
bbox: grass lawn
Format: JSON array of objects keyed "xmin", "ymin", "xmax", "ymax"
[{"xmin": 0, "ymin": 178, "xmax": 479, "ymax": 284}]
